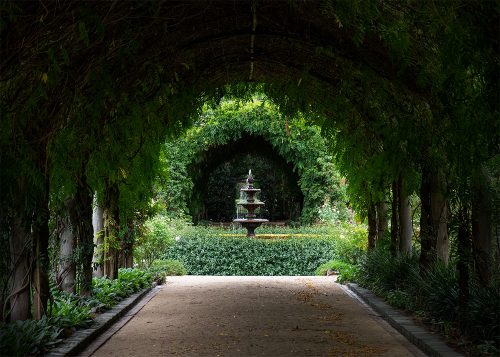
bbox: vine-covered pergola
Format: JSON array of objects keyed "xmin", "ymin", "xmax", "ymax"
[{"xmin": 0, "ymin": 0, "xmax": 498, "ymax": 328}]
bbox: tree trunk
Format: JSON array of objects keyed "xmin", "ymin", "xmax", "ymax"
[
  {"xmin": 8, "ymin": 214, "xmax": 31, "ymax": 321},
  {"xmin": 390, "ymin": 180, "xmax": 400, "ymax": 256},
  {"xmin": 419, "ymin": 167, "xmax": 434, "ymax": 272},
  {"xmin": 399, "ymin": 176, "xmax": 412, "ymax": 254},
  {"xmin": 118, "ymin": 247, "xmax": 134, "ymax": 268},
  {"xmin": 92, "ymin": 200, "xmax": 105, "ymax": 278},
  {"xmin": 367, "ymin": 201, "xmax": 378, "ymax": 250},
  {"xmin": 457, "ymin": 203, "xmax": 471, "ymax": 329},
  {"xmin": 119, "ymin": 223, "xmax": 134, "ymax": 268},
  {"xmin": 32, "ymin": 191, "xmax": 50, "ymax": 320},
  {"xmin": 58, "ymin": 214, "xmax": 76, "ymax": 293},
  {"xmin": 103, "ymin": 245, "xmax": 118, "ymax": 279},
  {"xmin": 376, "ymin": 201, "xmax": 388, "ymax": 241},
  {"xmin": 125, "ymin": 252, "xmax": 133, "ymax": 268},
  {"xmin": 103, "ymin": 184, "xmax": 119, "ymax": 280},
  {"xmin": 431, "ymin": 171, "xmax": 449, "ymax": 264},
  {"xmin": 69, "ymin": 182, "xmax": 94, "ymax": 296},
  {"xmin": 420, "ymin": 168, "xmax": 449, "ymax": 272},
  {"xmin": 472, "ymin": 170, "xmax": 492, "ymax": 286},
  {"xmin": 0, "ymin": 208, "xmax": 10, "ymax": 322}
]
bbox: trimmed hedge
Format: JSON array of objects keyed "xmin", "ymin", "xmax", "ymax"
[{"xmin": 164, "ymin": 235, "xmax": 336, "ymax": 275}]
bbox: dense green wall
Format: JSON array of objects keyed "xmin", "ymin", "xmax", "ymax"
[{"xmin": 158, "ymin": 99, "xmax": 348, "ymax": 224}]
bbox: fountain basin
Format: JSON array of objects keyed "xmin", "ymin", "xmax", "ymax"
[
  {"xmin": 233, "ymin": 218, "xmax": 268, "ymax": 237},
  {"xmin": 239, "ymin": 202, "xmax": 265, "ymax": 211}
]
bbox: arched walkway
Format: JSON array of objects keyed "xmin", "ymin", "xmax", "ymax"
[
  {"xmin": 89, "ymin": 277, "xmax": 425, "ymax": 357},
  {"xmin": 2, "ymin": 2, "xmax": 496, "ymax": 349}
]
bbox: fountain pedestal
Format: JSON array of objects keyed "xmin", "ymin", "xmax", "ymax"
[{"xmin": 233, "ymin": 170, "xmax": 268, "ymax": 237}]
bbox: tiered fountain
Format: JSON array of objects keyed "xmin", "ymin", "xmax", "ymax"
[{"xmin": 233, "ymin": 170, "xmax": 268, "ymax": 237}]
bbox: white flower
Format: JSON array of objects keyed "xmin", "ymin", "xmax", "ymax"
[{"xmin": 175, "ymin": 236, "xmax": 181, "ymax": 241}]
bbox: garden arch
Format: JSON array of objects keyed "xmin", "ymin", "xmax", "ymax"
[
  {"xmin": 189, "ymin": 133, "xmax": 303, "ymax": 223},
  {"xmin": 162, "ymin": 100, "xmax": 345, "ymax": 224},
  {"xmin": 1, "ymin": 1, "xmax": 497, "ymax": 324}
]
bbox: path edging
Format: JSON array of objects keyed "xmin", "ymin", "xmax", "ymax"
[
  {"xmin": 347, "ymin": 283, "xmax": 462, "ymax": 357},
  {"xmin": 46, "ymin": 286, "xmax": 153, "ymax": 357}
]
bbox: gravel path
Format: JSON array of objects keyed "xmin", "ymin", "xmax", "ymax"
[{"xmin": 91, "ymin": 276, "xmax": 426, "ymax": 357}]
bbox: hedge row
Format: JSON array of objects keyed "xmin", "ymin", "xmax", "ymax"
[{"xmin": 164, "ymin": 235, "xmax": 336, "ymax": 275}]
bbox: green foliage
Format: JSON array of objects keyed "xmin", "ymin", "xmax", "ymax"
[
  {"xmin": 1, "ymin": 6, "xmax": 498, "ymax": 357},
  {"xmin": 137, "ymin": 219, "xmax": 368, "ymax": 277},
  {"xmin": 91, "ymin": 278, "xmax": 131, "ymax": 309},
  {"xmin": 315, "ymin": 259, "xmax": 358, "ymax": 283},
  {"xmin": 159, "ymin": 223, "xmax": 366, "ymax": 276},
  {"xmin": 357, "ymin": 248, "xmax": 418, "ymax": 295},
  {"xmin": 149, "ymin": 259, "xmax": 187, "ymax": 283},
  {"xmin": 159, "ymin": 98, "xmax": 348, "ymax": 224},
  {"xmin": 329, "ymin": 223, "xmax": 367, "ymax": 265},
  {"xmin": 92, "ymin": 268, "xmax": 154, "ymax": 308},
  {"xmin": 0, "ymin": 268, "xmax": 156, "ymax": 356},
  {"xmin": 117, "ymin": 268, "xmax": 154, "ymax": 290},
  {"xmin": 312, "ymin": 223, "xmax": 365, "ymax": 283},
  {"xmin": 166, "ymin": 234, "xmax": 335, "ymax": 276},
  {"xmin": 356, "ymin": 247, "xmax": 500, "ymax": 354},
  {"xmin": 134, "ymin": 216, "xmax": 191, "ymax": 267},
  {"xmin": 49, "ymin": 293, "xmax": 94, "ymax": 331},
  {"xmin": 0, "ymin": 317, "xmax": 62, "ymax": 356},
  {"xmin": 467, "ymin": 278, "xmax": 500, "ymax": 350},
  {"xmin": 317, "ymin": 201, "xmax": 352, "ymax": 225}
]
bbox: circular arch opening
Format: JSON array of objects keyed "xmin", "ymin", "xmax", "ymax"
[{"xmin": 189, "ymin": 133, "xmax": 303, "ymax": 223}]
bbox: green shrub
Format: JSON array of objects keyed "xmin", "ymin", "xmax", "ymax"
[
  {"xmin": 133, "ymin": 215, "xmax": 179, "ymax": 267},
  {"xmin": 0, "ymin": 317, "xmax": 62, "ymax": 356},
  {"xmin": 165, "ymin": 234, "xmax": 336, "ymax": 276},
  {"xmin": 331, "ymin": 224, "xmax": 367, "ymax": 265},
  {"xmin": 355, "ymin": 246, "xmax": 500, "ymax": 353},
  {"xmin": 357, "ymin": 248, "xmax": 418, "ymax": 295},
  {"xmin": 385, "ymin": 289, "xmax": 418, "ymax": 311},
  {"xmin": 465, "ymin": 277, "xmax": 500, "ymax": 350},
  {"xmin": 93, "ymin": 268, "xmax": 154, "ymax": 308},
  {"xmin": 149, "ymin": 259, "xmax": 187, "ymax": 283},
  {"xmin": 0, "ymin": 268, "xmax": 155, "ymax": 356},
  {"xmin": 315, "ymin": 259, "xmax": 359, "ymax": 283},
  {"xmin": 50, "ymin": 298, "xmax": 93, "ymax": 331},
  {"xmin": 118, "ymin": 268, "xmax": 154, "ymax": 289},
  {"xmin": 414, "ymin": 263, "xmax": 459, "ymax": 322}
]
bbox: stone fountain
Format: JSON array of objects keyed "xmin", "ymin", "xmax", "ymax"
[{"xmin": 233, "ymin": 170, "xmax": 268, "ymax": 237}]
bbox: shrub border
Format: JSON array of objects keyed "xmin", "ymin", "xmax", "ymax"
[
  {"xmin": 347, "ymin": 283, "xmax": 462, "ymax": 357},
  {"xmin": 46, "ymin": 286, "xmax": 157, "ymax": 357}
]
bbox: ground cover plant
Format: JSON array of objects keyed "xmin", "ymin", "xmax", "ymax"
[
  {"xmin": 0, "ymin": 268, "xmax": 158, "ymax": 356},
  {"xmin": 355, "ymin": 247, "xmax": 500, "ymax": 356}
]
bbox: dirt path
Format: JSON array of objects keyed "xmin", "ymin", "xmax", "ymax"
[{"xmin": 90, "ymin": 276, "xmax": 425, "ymax": 357}]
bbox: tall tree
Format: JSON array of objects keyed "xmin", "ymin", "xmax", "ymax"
[
  {"xmin": 376, "ymin": 200, "xmax": 388, "ymax": 241},
  {"xmin": 390, "ymin": 180, "xmax": 400, "ymax": 256},
  {"xmin": 398, "ymin": 175, "xmax": 412, "ymax": 254}
]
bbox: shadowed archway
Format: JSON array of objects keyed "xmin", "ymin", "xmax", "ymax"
[
  {"xmin": 1, "ymin": 1, "xmax": 497, "ymax": 334},
  {"xmin": 189, "ymin": 133, "xmax": 303, "ymax": 223}
]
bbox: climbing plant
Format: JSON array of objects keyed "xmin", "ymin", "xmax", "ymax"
[
  {"xmin": 157, "ymin": 98, "xmax": 348, "ymax": 224},
  {"xmin": 0, "ymin": 6, "xmax": 497, "ymax": 350}
]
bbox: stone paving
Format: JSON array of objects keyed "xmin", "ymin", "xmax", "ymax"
[{"xmin": 48, "ymin": 276, "xmax": 463, "ymax": 357}]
